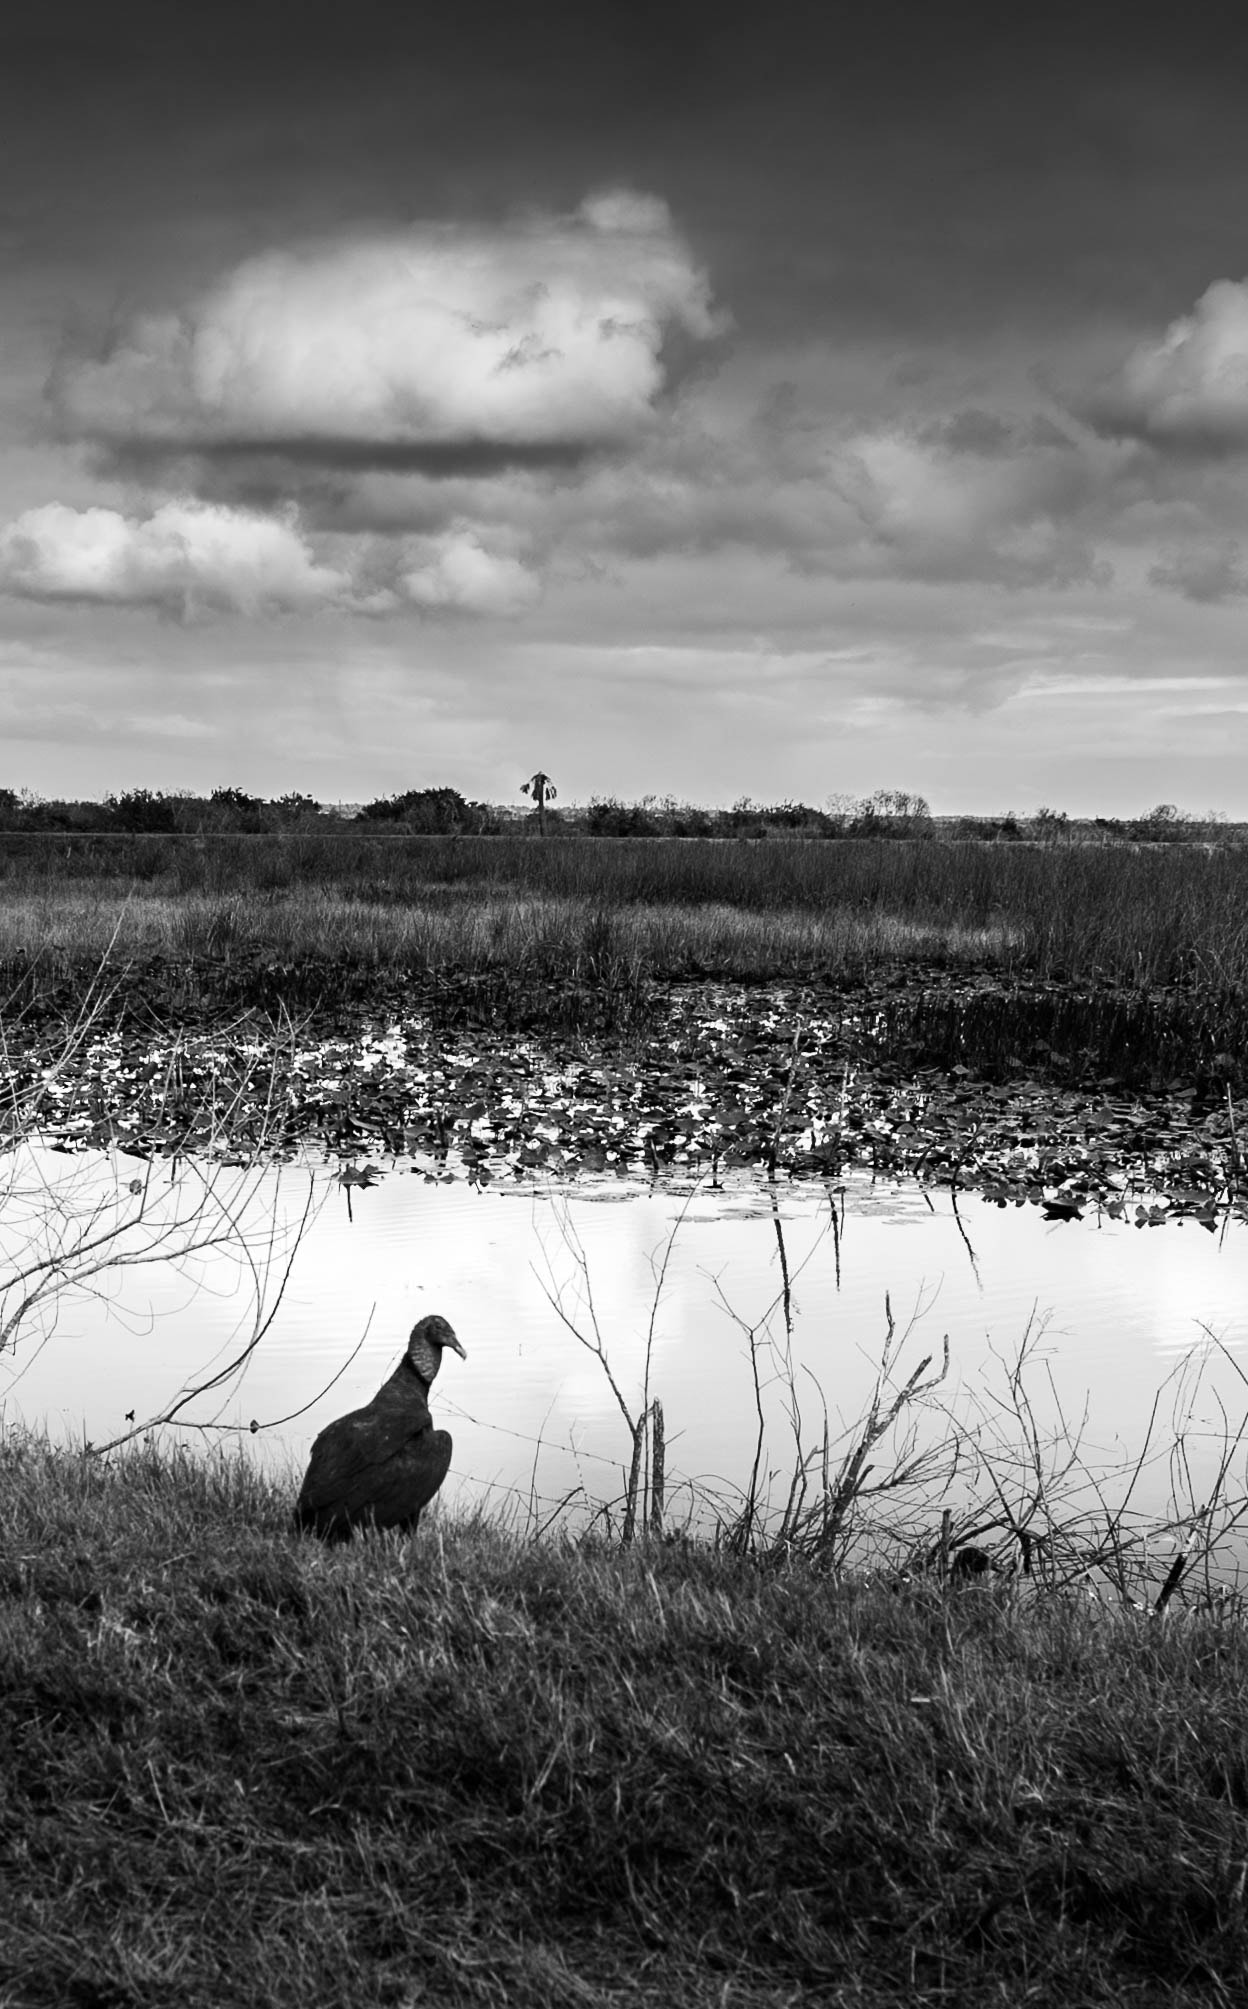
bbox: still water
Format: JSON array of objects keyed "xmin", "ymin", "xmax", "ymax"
[{"xmin": 4, "ymin": 1145, "xmax": 1248, "ymax": 1544}]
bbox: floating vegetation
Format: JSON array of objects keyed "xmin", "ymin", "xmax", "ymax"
[{"xmin": 2, "ymin": 972, "xmax": 1245, "ymax": 1223}]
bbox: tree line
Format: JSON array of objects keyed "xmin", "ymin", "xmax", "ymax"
[{"xmin": 0, "ymin": 783, "xmax": 1232, "ymax": 843}]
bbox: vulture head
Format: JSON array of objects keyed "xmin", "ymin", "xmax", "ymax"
[{"xmin": 406, "ymin": 1313, "xmax": 467, "ymax": 1386}]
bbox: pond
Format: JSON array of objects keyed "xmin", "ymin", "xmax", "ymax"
[{"xmin": 4, "ymin": 1144, "xmax": 1248, "ymax": 1565}]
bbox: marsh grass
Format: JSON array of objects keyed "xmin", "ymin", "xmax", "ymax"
[
  {"xmin": 0, "ymin": 829, "xmax": 1244, "ymax": 979},
  {"xmin": 0, "ymin": 884, "xmax": 1013, "ymax": 976},
  {"xmin": 4, "ymin": 834, "xmax": 1248, "ymax": 1064},
  {"xmin": 4, "ymin": 1430, "xmax": 1248, "ymax": 2007}
]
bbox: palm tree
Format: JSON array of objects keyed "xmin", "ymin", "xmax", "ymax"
[{"xmin": 520, "ymin": 770, "xmax": 557, "ymax": 835}]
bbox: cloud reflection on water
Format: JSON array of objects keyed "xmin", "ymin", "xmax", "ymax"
[{"xmin": 4, "ymin": 1150, "xmax": 1248, "ymax": 1539}]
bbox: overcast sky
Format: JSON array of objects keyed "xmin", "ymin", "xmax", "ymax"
[{"xmin": 4, "ymin": 0, "xmax": 1248, "ymax": 815}]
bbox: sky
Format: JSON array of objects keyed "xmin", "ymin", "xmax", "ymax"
[{"xmin": 4, "ymin": 0, "xmax": 1248, "ymax": 817}]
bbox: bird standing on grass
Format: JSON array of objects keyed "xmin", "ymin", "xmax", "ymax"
[{"xmin": 295, "ymin": 1314, "xmax": 467, "ymax": 1541}]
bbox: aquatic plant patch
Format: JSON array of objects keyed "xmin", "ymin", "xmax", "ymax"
[{"xmin": 2, "ymin": 976, "xmax": 1244, "ymax": 1224}]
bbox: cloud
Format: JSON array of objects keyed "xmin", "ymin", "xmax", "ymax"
[
  {"xmin": 52, "ymin": 192, "xmax": 726, "ymax": 472},
  {"xmin": 822, "ymin": 422, "xmax": 1107, "ymax": 587},
  {"xmin": 0, "ymin": 500, "xmax": 361, "ymax": 618},
  {"xmin": 440, "ymin": 380, "xmax": 1113, "ymax": 594},
  {"xmin": 1086, "ymin": 279, "xmax": 1248, "ymax": 451},
  {"xmin": 918, "ymin": 408, "xmax": 1075, "ymax": 459},
  {"xmin": 918, "ymin": 408, "xmax": 1015, "ymax": 457},
  {"xmin": 0, "ymin": 499, "xmax": 544, "ymax": 623},
  {"xmin": 400, "ymin": 530, "xmax": 541, "ymax": 616},
  {"xmin": 1149, "ymin": 539, "xmax": 1248, "ymax": 602}
]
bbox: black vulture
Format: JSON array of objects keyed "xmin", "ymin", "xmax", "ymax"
[{"xmin": 295, "ymin": 1313, "xmax": 467, "ymax": 1541}]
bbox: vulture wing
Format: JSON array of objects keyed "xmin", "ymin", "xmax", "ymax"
[{"xmin": 346, "ymin": 1428, "xmax": 453, "ymax": 1529}]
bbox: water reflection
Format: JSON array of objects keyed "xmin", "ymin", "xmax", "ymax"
[{"xmin": 4, "ymin": 1146, "xmax": 1248, "ymax": 1543}]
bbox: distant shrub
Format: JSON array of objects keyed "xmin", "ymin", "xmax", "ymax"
[
  {"xmin": 752, "ymin": 799, "xmax": 832, "ymax": 834},
  {"xmin": 267, "ymin": 792, "xmax": 324, "ymax": 826},
  {"xmin": 586, "ymin": 796, "xmax": 658, "ymax": 837},
  {"xmin": 666, "ymin": 802, "xmax": 715, "ymax": 837},
  {"xmin": 853, "ymin": 790, "xmax": 933, "ymax": 838},
  {"xmin": 575, "ymin": 796, "xmax": 839, "ymax": 840},
  {"xmin": 22, "ymin": 798, "xmax": 113, "ymax": 833},
  {"xmin": 358, "ymin": 786, "xmax": 477, "ymax": 833},
  {"xmin": 106, "ymin": 788, "xmax": 180, "ymax": 834},
  {"xmin": 718, "ymin": 797, "xmax": 828, "ymax": 838},
  {"xmin": 1031, "ymin": 807, "xmax": 1069, "ymax": 843},
  {"xmin": 950, "ymin": 816, "xmax": 1013, "ymax": 842},
  {"xmin": 1131, "ymin": 803, "xmax": 1192, "ymax": 844},
  {"xmin": 820, "ymin": 798, "xmax": 862, "ymax": 836},
  {"xmin": 161, "ymin": 787, "xmax": 270, "ymax": 834}
]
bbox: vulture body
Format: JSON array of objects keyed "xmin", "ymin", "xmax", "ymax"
[{"xmin": 295, "ymin": 1314, "xmax": 466, "ymax": 1541}]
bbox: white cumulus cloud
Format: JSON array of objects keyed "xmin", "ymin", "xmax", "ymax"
[
  {"xmin": 400, "ymin": 531, "xmax": 541, "ymax": 616},
  {"xmin": 54, "ymin": 192, "xmax": 726, "ymax": 462},
  {"xmin": 1092, "ymin": 279, "xmax": 1248, "ymax": 449},
  {"xmin": 0, "ymin": 500, "xmax": 359, "ymax": 618},
  {"xmin": 0, "ymin": 500, "xmax": 546, "ymax": 623}
]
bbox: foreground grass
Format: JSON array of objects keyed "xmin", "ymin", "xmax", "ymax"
[{"xmin": 3, "ymin": 1438, "xmax": 1248, "ymax": 2005}]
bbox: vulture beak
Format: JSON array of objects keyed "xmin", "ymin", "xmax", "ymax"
[{"xmin": 442, "ymin": 1332, "xmax": 468, "ymax": 1361}]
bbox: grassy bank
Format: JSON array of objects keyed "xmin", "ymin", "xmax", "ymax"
[{"xmin": 2, "ymin": 1436, "xmax": 1247, "ymax": 2006}]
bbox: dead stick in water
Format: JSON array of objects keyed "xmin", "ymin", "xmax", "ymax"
[
  {"xmin": 1154, "ymin": 1549, "xmax": 1188, "ymax": 1614},
  {"xmin": 649, "ymin": 1399, "xmax": 665, "ymax": 1536}
]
